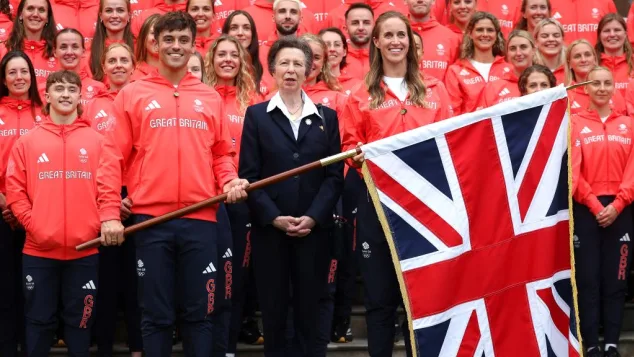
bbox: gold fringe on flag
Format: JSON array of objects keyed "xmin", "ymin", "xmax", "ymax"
[{"xmin": 566, "ymin": 96, "xmax": 584, "ymax": 351}]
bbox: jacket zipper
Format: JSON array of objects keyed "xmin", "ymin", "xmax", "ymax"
[
  {"xmin": 175, "ymin": 91, "xmax": 181, "ymax": 209},
  {"xmin": 62, "ymin": 126, "xmax": 67, "ymax": 258}
]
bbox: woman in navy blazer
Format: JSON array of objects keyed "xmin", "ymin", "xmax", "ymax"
[{"xmin": 238, "ymin": 36, "xmax": 344, "ymax": 357}]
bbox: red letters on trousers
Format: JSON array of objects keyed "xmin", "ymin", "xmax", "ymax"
[
  {"xmin": 79, "ymin": 295, "xmax": 94, "ymax": 328},
  {"xmin": 207, "ymin": 279, "xmax": 216, "ymax": 314},
  {"xmin": 618, "ymin": 244, "xmax": 629, "ymax": 280},
  {"xmin": 224, "ymin": 261, "xmax": 232, "ymax": 299}
]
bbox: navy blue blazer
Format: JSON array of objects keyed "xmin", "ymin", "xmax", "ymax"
[{"xmin": 238, "ymin": 101, "xmax": 344, "ymax": 228}]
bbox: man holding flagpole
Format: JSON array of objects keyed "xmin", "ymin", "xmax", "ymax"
[{"xmin": 104, "ymin": 11, "xmax": 249, "ymax": 357}]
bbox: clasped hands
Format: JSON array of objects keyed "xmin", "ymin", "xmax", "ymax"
[{"xmin": 273, "ymin": 216, "xmax": 316, "ymax": 237}]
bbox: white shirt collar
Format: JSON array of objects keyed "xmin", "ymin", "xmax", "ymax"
[{"xmin": 266, "ymin": 90, "xmax": 321, "ymax": 121}]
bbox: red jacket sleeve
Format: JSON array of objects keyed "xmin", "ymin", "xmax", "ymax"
[
  {"xmin": 5, "ymin": 140, "xmax": 33, "ymax": 230},
  {"xmin": 97, "ymin": 135, "xmax": 123, "ymax": 222},
  {"xmin": 445, "ymin": 67, "xmax": 464, "ymax": 116},
  {"xmin": 340, "ymin": 93, "xmax": 365, "ymax": 170},
  {"xmin": 434, "ymin": 81, "xmax": 454, "ymax": 121},
  {"xmin": 625, "ymin": 79, "xmax": 634, "ymax": 117},
  {"xmin": 629, "ymin": 5, "xmax": 634, "ymax": 48},
  {"xmin": 612, "ymin": 142, "xmax": 634, "ymax": 213},
  {"xmin": 211, "ymin": 97, "xmax": 238, "ymax": 189}
]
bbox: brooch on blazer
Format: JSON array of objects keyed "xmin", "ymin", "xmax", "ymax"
[{"xmin": 306, "ymin": 119, "xmax": 312, "ymax": 125}]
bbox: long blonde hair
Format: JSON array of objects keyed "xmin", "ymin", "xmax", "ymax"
[
  {"xmin": 565, "ymin": 39, "xmax": 597, "ymax": 85},
  {"xmin": 204, "ymin": 35, "xmax": 256, "ymax": 115},
  {"xmin": 533, "ymin": 18, "xmax": 567, "ymax": 73},
  {"xmin": 300, "ymin": 34, "xmax": 341, "ymax": 91},
  {"xmin": 366, "ymin": 11, "xmax": 426, "ymax": 109},
  {"xmin": 460, "ymin": 12, "xmax": 505, "ymax": 59}
]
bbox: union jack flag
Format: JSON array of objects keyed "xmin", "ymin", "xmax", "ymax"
[{"xmin": 361, "ymin": 86, "xmax": 580, "ymax": 357}]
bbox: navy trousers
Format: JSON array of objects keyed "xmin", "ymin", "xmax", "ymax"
[
  {"xmin": 131, "ymin": 214, "xmax": 221, "ymax": 357},
  {"xmin": 23, "ymin": 254, "xmax": 99, "ymax": 357}
]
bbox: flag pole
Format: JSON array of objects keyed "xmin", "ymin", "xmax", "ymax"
[
  {"xmin": 566, "ymin": 80, "xmax": 592, "ymax": 90},
  {"xmin": 76, "ymin": 148, "xmax": 362, "ymax": 251}
]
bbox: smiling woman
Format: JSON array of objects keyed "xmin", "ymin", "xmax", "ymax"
[
  {"xmin": 2, "ymin": 0, "xmax": 57, "ymax": 83},
  {"xmin": 89, "ymin": 0, "xmax": 135, "ymax": 82},
  {"xmin": 445, "ymin": 11, "xmax": 509, "ymax": 115},
  {"xmin": 187, "ymin": 0, "xmax": 221, "ymax": 55},
  {"xmin": 51, "ymin": 29, "xmax": 105, "ymax": 105}
]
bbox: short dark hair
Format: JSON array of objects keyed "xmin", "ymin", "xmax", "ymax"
[
  {"xmin": 518, "ymin": 64, "xmax": 557, "ymax": 95},
  {"xmin": 43, "ymin": 70, "xmax": 83, "ymax": 116},
  {"xmin": 154, "ymin": 11, "xmax": 197, "ymax": 44},
  {"xmin": 345, "ymin": 2, "xmax": 374, "ymax": 20},
  {"xmin": 318, "ymin": 27, "xmax": 348, "ymax": 68},
  {"xmin": 0, "ymin": 50, "xmax": 43, "ymax": 109},
  {"xmin": 267, "ymin": 37, "xmax": 313, "ymax": 77}
]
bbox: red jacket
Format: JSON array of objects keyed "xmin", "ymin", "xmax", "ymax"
[
  {"xmin": 444, "ymin": 57, "xmax": 510, "ymax": 115},
  {"xmin": 423, "ymin": 74, "xmax": 453, "ymax": 120},
  {"xmin": 572, "ymin": 110, "xmax": 634, "ymax": 215},
  {"xmin": 326, "ymin": 0, "xmax": 399, "ymax": 31},
  {"xmin": 0, "ymin": 98, "xmax": 42, "ymax": 193},
  {"xmin": 0, "ymin": 41, "xmax": 58, "ymax": 86},
  {"xmin": 215, "ymin": 85, "xmax": 244, "ymax": 168},
  {"xmin": 568, "ymin": 83, "xmax": 627, "ymax": 116},
  {"xmin": 599, "ymin": 53, "xmax": 632, "ymax": 97},
  {"xmin": 341, "ymin": 81, "xmax": 448, "ymax": 169},
  {"xmin": 476, "ymin": 0, "xmax": 521, "ymax": 37},
  {"xmin": 479, "ymin": 71, "xmax": 520, "ymax": 108},
  {"xmin": 107, "ymin": 72, "xmax": 237, "ymax": 221},
  {"xmin": 550, "ymin": 0, "xmax": 616, "ymax": 45},
  {"xmin": 5, "ymin": 117, "xmax": 121, "ymax": 260},
  {"xmin": 410, "ymin": 16, "xmax": 461, "ymax": 81},
  {"xmin": 343, "ymin": 47, "xmax": 370, "ymax": 81},
  {"xmin": 338, "ymin": 70, "xmax": 362, "ymax": 95},
  {"xmin": 0, "ymin": 13, "xmax": 12, "ymax": 42},
  {"xmin": 303, "ymin": 81, "xmax": 347, "ymax": 117},
  {"xmin": 52, "ymin": 0, "xmax": 99, "ymax": 45},
  {"xmin": 131, "ymin": 1, "xmax": 187, "ymax": 36},
  {"xmin": 130, "ymin": 0, "xmax": 156, "ymax": 18},
  {"xmin": 130, "ymin": 61, "xmax": 158, "ymax": 82},
  {"xmin": 84, "ymin": 88, "xmax": 117, "ymax": 133},
  {"xmin": 301, "ymin": 0, "xmax": 346, "ymax": 26},
  {"xmin": 242, "ymin": 0, "xmax": 317, "ymax": 45},
  {"xmin": 214, "ymin": 0, "xmax": 251, "ymax": 25},
  {"xmin": 195, "ymin": 31, "xmax": 221, "ymax": 56},
  {"xmin": 37, "ymin": 68, "xmax": 105, "ymax": 105}
]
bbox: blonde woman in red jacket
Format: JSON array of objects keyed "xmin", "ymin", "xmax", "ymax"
[
  {"xmin": 566, "ymin": 39, "xmax": 627, "ymax": 115},
  {"xmin": 572, "ymin": 66, "xmax": 634, "ymax": 357},
  {"xmin": 596, "ymin": 13, "xmax": 634, "ymax": 97},
  {"xmin": 533, "ymin": 18, "xmax": 567, "ymax": 84},
  {"xmin": 203, "ymin": 33, "xmax": 261, "ymax": 356},
  {"xmin": 445, "ymin": 11, "xmax": 509, "ymax": 115},
  {"xmin": 6, "ymin": 70, "xmax": 123, "ymax": 357},
  {"xmin": 480, "ymin": 29, "xmax": 536, "ymax": 108},
  {"xmin": 0, "ymin": 50, "xmax": 42, "ymax": 357},
  {"xmin": 300, "ymin": 34, "xmax": 346, "ymax": 115}
]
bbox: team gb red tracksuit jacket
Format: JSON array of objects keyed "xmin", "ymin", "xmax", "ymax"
[
  {"xmin": 108, "ymin": 72, "xmax": 238, "ymax": 222},
  {"xmin": 342, "ymin": 81, "xmax": 448, "ymax": 170},
  {"xmin": 0, "ymin": 98, "xmax": 43, "ymax": 194},
  {"xmin": 572, "ymin": 110, "xmax": 634, "ymax": 216},
  {"xmin": 5, "ymin": 117, "xmax": 121, "ymax": 260}
]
